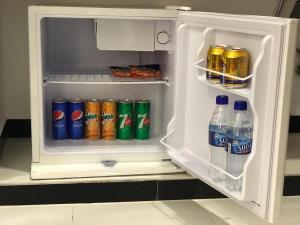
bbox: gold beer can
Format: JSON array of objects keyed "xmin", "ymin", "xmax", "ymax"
[
  {"xmin": 101, "ymin": 99, "xmax": 117, "ymax": 140},
  {"xmin": 221, "ymin": 47, "xmax": 250, "ymax": 88},
  {"xmin": 206, "ymin": 45, "xmax": 228, "ymax": 83}
]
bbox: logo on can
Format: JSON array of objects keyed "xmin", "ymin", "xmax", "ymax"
[
  {"xmin": 71, "ymin": 110, "xmax": 83, "ymax": 123},
  {"xmin": 119, "ymin": 115, "xmax": 132, "ymax": 128},
  {"xmin": 53, "ymin": 110, "xmax": 65, "ymax": 124}
]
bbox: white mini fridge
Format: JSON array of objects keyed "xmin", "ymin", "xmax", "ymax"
[{"xmin": 28, "ymin": 6, "xmax": 298, "ymax": 223}]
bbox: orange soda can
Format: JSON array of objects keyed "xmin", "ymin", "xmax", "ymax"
[
  {"xmin": 85, "ymin": 99, "xmax": 101, "ymax": 139},
  {"xmin": 101, "ymin": 99, "xmax": 117, "ymax": 140}
]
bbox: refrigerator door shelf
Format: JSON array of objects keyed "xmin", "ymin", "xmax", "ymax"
[
  {"xmin": 194, "ymin": 59, "xmax": 253, "ymax": 81},
  {"xmin": 160, "ymin": 130, "xmax": 245, "ymax": 201},
  {"xmin": 193, "ymin": 59, "xmax": 251, "ymax": 98},
  {"xmin": 192, "ymin": 29, "xmax": 272, "ymax": 100}
]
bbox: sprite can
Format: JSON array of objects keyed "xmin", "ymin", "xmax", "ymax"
[
  {"xmin": 117, "ymin": 99, "xmax": 133, "ymax": 140},
  {"xmin": 134, "ymin": 99, "xmax": 150, "ymax": 140}
]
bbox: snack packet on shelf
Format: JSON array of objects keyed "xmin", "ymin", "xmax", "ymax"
[
  {"xmin": 110, "ymin": 66, "xmax": 131, "ymax": 77},
  {"xmin": 129, "ymin": 64, "xmax": 161, "ymax": 78},
  {"xmin": 142, "ymin": 64, "xmax": 161, "ymax": 77},
  {"xmin": 129, "ymin": 65, "xmax": 143, "ymax": 77}
]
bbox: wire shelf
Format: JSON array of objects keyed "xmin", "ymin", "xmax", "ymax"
[{"xmin": 44, "ymin": 74, "xmax": 169, "ymax": 85}]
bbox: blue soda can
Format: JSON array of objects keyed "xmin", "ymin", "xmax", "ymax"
[
  {"xmin": 68, "ymin": 98, "xmax": 84, "ymax": 139},
  {"xmin": 52, "ymin": 99, "xmax": 67, "ymax": 140}
]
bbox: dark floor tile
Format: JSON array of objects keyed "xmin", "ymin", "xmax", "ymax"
[
  {"xmin": 1, "ymin": 119, "xmax": 31, "ymax": 138},
  {"xmin": 289, "ymin": 116, "xmax": 300, "ymax": 133},
  {"xmin": 157, "ymin": 179, "xmax": 225, "ymax": 200},
  {"xmin": 0, "ymin": 181, "xmax": 157, "ymax": 205},
  {"xmin": 283, "ymin": 176, "xmax": 300, "ymax": 196}
]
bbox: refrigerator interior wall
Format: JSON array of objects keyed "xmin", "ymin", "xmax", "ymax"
[
  {"xmin": 96, "ymin": 19, "xmax": 156, "ymax": 51},
  {"xmin": 39, "ymin": 18, "xmax": 176, "ymax": 159}
]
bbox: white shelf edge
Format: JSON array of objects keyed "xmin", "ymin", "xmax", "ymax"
[
  {"xmin": 44, "ymin": 136, "xmax": 165, "ymax": 155},
  {"xmin": 45, "ymin": 80, "xmax": 169, "ymax": 85},
  {"xmin": 196, "ymin": 75, "xmax": 250, "ymax": 98},
  {"xmin": 44, "ymin": 75, "xmax": 169, "ymax": 85},
  {"xmin": 194, "ymin": 59, "xmax": 253, "ymax": 81}
]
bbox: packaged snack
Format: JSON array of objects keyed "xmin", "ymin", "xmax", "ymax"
[
  {"xmin": 110, "ymin": 66, "xmax": 131, "ymax": 77},
  {"xmin": 129, "ymin": 65, "xmax": 143, "ymax": 77},
  {"xmin": 141, "ymin": 64, "xmax": 161, "ymax": 77}
]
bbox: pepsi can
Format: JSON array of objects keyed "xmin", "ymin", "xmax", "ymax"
[
  {"xmin": 68, "ymin": 98, "xmax": 84, "ymax": 139},
  {"xmin": 52, "ymin": 99, "xmax": 67, "ymax": 140}
]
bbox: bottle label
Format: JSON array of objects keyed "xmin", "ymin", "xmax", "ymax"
[
  {"xmin": 226, "ymin": 137, "xmax": 252, "ymax": 154},
  {"xmin": 209, "ymin": 125, "xmax": 226, "ymax": 147}
]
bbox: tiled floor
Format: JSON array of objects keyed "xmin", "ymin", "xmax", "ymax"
[
  {"xmin": 0, "ymin": 198, "xmax": 299, "ymax": 225},
  {"xmin": 0, "ymin": 201, "xmax": 228, "ymax": 225},
  {"xmin": 0, "ymin": 204, "xmax": 73, "ymax": 225}
]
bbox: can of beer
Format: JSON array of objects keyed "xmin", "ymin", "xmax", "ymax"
[
  {"xmin": 221, "ymin": 47, "xmax": 249, "ymax": 88},
  {"xmin": 101, "ymin": 99, "xmax": 117, "ymax": 140},
  {"xmin": 134, "ymin": 99, "xmax": 150, "ymax": 140},
  {"xmin": 85, "ymin": 99, "xmax": 101, "ymax": 140},
  {"xmin": 206, "ymin": 45, "xmax": 227, "ymax": 83},
  {"xmin": 68, "ymin": 98, "xmax": 84, "ymax": 139},
  {"xmin": 117, "ymin": 99, "xmax": 133, "ymax": 140},
  {"xmin": 52, "ymin": 99, "xmax": 67, "ymax": 140}
]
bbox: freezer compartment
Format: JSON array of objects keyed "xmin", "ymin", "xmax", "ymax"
[{"xmin": 41, "ymin": 17, "xmax": 174, "ymax": 78}]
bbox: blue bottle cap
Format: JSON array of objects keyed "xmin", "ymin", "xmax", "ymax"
[
  {"xmin": 234, "ymin": 100, "xmax": 247, "ymax": 110},
  {"xmin": 216, "ymin": 95, "xmax": 228, "ymax": 105}
]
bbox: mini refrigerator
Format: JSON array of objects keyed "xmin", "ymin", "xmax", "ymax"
[{"xmin": 28, "ymin": 6, "xmax": 298, "ymax": 223}]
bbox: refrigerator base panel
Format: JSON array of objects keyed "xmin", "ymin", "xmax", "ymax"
[{"xmin": 43, "ymin": 136, "xmax": 165, "ymax": 154}]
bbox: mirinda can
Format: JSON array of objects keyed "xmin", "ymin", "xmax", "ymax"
[
  {"xmin": 85, "ymin": 99, "xmax": 101, "ymax": 140},
  {"xmin": 101, "ymin": 99, "xmax": 117, "ymax": 140}
]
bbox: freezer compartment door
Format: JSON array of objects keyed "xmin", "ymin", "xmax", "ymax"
[{"xmin": 161, "ymin": 12, "xmax": 298, "ymax": 222}]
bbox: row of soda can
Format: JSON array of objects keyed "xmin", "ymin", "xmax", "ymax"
[
  {"xmin": 52, "ymin": 98, "xmax": 150, "ymax": 140},
  {"xmin": 206, "ymin": 45, "xmax": 250, "ymax": 89}
]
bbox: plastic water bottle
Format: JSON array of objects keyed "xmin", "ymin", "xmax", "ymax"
[
  {"xmin": 209, "ymin": 95, "xmax": 229, "ymax": 182},
  {"xmin": 225, "ymin": 100, "xmax": 253, "ymax": 192}
]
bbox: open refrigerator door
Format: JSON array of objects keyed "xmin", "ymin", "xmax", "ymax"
[{"xmin": 161, "ymin": 12, "xmax": 298, "ymax": 222}]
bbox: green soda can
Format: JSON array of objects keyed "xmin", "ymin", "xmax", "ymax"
[
  {"xmin": 134, "ymin": 99, "xmax": 150, "ymax": 140},
  {"xmin": 117, "ymin": 99, "xmax": 133, "ymax": 140}
]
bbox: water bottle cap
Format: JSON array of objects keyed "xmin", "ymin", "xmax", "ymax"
[
  {"xmin": 216, "ymin": 95, "xmax": 228, "ymax": 105},
  {"xmin": 234, "ymin": 100, "xmax": 247, "ymax": 110}
]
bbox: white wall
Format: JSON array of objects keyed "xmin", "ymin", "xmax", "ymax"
[
  {"xmin": 0, "ymin": 7, "xmax": 4, "ymax": 132},
  {"xmin": 0, "ymin": 0, "xmax": 297, "ymax": 119}
]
